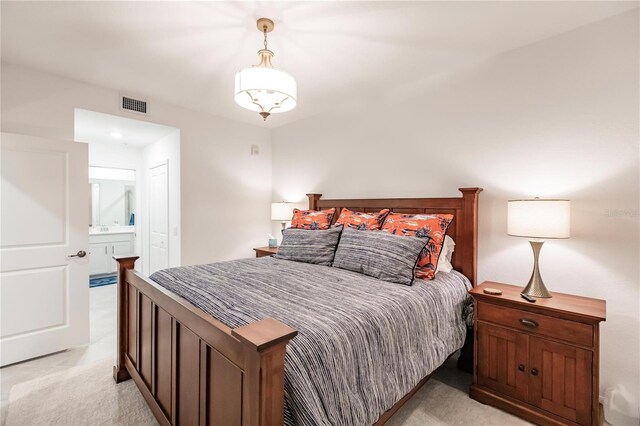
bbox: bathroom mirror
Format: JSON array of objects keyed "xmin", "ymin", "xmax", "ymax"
[{"xmin": 89, "ymin": 166, "xmax": 136, "ymax": 227}]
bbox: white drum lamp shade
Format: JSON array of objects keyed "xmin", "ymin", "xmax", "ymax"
[
  {"xmin": 272, "ymin": 202, "xmax": 294, "ymax": 231},
  {"xmin": 271, "ymin": 202, "xmax": 294, "ymax": 222},
  {"xmin": 234, "ymin": 67, "xmax": 297, "ymax": 114},
  {"xmin": 508, "ymin": 199, "xmax": 571, "ymax": 239},
  {"xmin": 507, "ymin": 198, "xmax": 570, "ymax": 298}
]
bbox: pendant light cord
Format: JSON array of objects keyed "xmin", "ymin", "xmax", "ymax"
[{"xmin": 263, "ymin": 26, "xmax": 268, "ymax": 50}]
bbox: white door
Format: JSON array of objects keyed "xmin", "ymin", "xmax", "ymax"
[
  {"xmin": 149, "ymin": 162, "xmax": 169, "ymax": 274},
  {"xmin": 1, "ymin": 133, "xmax": 89, "ymax": 366}
]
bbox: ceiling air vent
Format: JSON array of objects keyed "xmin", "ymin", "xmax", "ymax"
[{"xmin": 120, "ymin": 96, "xmax": 148, "ymax": 115}]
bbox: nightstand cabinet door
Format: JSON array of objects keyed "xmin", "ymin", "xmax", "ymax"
[
  {"xmin": 477, "ymin": 323, "xmax": 529, "ymax": 401},
  {"xmin": 529, "ymin": 337, "xmax": 593, "ymax": 425}
]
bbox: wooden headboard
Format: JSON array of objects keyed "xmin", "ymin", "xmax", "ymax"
[{"xmin": 307, "ymin": 188, "xmax": 482, "ymax": 285}]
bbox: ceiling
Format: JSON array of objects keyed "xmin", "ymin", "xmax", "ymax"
[
  {"xmin": 75, "ymin": 108, "xmax": 178, "ymax": 147},
  {"xmin": 2, "ymin": 1, "xmax": 638, "ymax": 128}
]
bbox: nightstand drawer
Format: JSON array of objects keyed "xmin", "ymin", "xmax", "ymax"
[{"xmin": 477, "ymin": 302, "xmax": 593, "ymax": 347}]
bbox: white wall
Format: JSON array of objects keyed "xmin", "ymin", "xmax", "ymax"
[
  {"xmin": 1, "ymin": 63, "xmax": 273, "ymax": 267},
  {"xmin": 272, "ymin": 10, "xmax": 640, "ymax": 409},
  {"xmin": 87, "ymin": 140, "xmax": 143, "ymax": 171},
  {"xmin": 140, "ymin": 129, "xmax": 181, "ymax": 275}
]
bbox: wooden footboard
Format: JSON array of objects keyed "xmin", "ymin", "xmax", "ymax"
[{"xmin": 112, "ymin": 256, "xmax": 297, "ymax": 426}]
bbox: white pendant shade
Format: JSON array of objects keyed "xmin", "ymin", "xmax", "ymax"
[
  {"xmin": 508, "ymin": 199, "xmax": 571, "ymax": 239},
  {"xmin": 234, "ymin": 66, "xmax": 297, "ymax": 114},
  {"xmin": 234, "ymin": 18, "xmax": 297, "ymax": 121}
]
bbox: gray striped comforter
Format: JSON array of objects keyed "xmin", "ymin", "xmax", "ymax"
[{"xmin": 150, "ymin": 257, "xmax": 471, "ymax": 426}]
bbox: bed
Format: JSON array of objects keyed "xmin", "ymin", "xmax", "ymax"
[{"xmin": 112, "ymin": 188, "xmax": 482, "ymax": 425}]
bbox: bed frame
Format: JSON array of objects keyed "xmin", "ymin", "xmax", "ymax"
[{"xmin": 113, "ymin": 187, "xmax": 482, "ymax": 425}]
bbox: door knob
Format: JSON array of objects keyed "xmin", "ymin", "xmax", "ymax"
[
  {"xmin": 68, "ymin": 250, "xmax": 87, "ymax": 258},
  {"xmin": 518, "ymin": 364, "xmax": 525, "ymax": 371},
  {"xmin": 531, "ymin": 368, "xmax": 539, "ymax": 376}
]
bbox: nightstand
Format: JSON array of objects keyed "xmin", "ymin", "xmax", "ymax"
[
  {"xmin": 253, "ymin": 246, "xmax": 278, "ymax": 258},
  {"xmin": 469, "ymin": 282, "xmax": 606, "ymax": 426}
]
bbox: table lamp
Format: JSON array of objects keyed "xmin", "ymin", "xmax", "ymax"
[
  {"xmin": 507, "ymin": 198, "xmax": 570, "ymax": 298},
  {"xmin": 271, "ymin": 202, "xmax": 294, "ymax": 230}
]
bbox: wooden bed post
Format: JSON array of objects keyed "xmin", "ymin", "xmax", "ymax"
[
  {"xmin": 459, "ymin": 188, "xmax": 482, "ymax": 286},
  {"xmin": 232, "ymin": 318, "xmax": 298, "ymax": 425},
  {"xmin": 306, "ymin": 193, "xmax": 322, "ymax": 210},
  {"xmin": 113, "ymin": 255, "xmax": 139, "ymax": 383}
]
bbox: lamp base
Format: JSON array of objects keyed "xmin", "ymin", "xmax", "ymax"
[{"xmin": 521, "ymin": 240, "xmax": 552, "ymax": 298}]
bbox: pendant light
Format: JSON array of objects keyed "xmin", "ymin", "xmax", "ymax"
[{"xmin": 234, "ymin": 18, "xmax": 297, "ymax": 121}]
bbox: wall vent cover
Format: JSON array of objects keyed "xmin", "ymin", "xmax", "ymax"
[{"xmin": 121, "ymin": 96, "xmax": 148, "ymax": 115}]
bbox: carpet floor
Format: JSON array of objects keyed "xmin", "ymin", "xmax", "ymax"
[
  {"xmin": 4, "ymin": 357, "xmax": 530, "ymax": 426},
  {"xmin": 5, "ymin": 359, "xmax": 156, "ymax": 426}
]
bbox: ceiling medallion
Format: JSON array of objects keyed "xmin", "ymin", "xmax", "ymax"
[{"xmin": 234, "ymin": 18, "xmax": 297, "ymax": 121}]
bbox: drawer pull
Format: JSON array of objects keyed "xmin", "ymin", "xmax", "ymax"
[
  {"xmin": 518, "ymin": 364, "xmax": 525, "ymax": 372},
  {"xmin": 531, "ymin": 368, "xmax": 539, "ymax": 376},
  {"xmin": 520, "ymin": 318, "xmax": 538, "ymax": 328}
]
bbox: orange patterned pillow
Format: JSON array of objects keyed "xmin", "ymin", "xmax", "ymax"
[
  {"xmin": 290, "ymin": 208, "xmax": 336, "ymax": 230},
  {"xmin": 335, "ymin": 208, "xmax": 390, "ymax": 231},
  {"xmin": 381, "ymin": 213, "xmax": 454, "ymax": 280}
]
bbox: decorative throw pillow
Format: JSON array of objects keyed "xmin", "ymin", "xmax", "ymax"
[
  {"xmin": 335, "ymin": 208, "xmax": 390, "ymax": 231},
  {"xmin": 381, "ymin": 213, "xmax": 454, "ymax": 280},
  {"xmin": 332, "ymin": 228, "xmax": 428, "ymax": 286},
  {"xmin": 436, "ymin": 235, "xmax": 456, "ymax": 274},
  {"xmin": 290, "ymin": 208, "xmax": 336, "ymax": 230},
  {"xmin": 274, "ymin": 225, "xmax": 343, "ymax": 266}
]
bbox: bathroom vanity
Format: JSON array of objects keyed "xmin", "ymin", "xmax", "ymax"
[{"xmin": 89, "ymin": 227, "xmax": 135, "ymax": 276}]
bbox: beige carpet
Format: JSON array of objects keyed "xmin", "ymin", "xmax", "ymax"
[
  {"xmin": 386, "ymin": 378, "xmax": 529, "ymax": 426},
  {"xmin": 5, "ymin": 358, "xmax": 528, "ymax": 426},
  {"xmin": 5, "ymin": 360, "xmax": 157, "ymax": 426}
]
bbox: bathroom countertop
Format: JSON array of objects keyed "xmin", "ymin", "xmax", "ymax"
[{"xmin": 89, "ymin": 226, "xmax": 135, "ymax": 236}]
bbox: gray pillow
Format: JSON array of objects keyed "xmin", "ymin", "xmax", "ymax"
[
  {"xmin": 274, "ymin": 226, "xmax": 343, "ymax": 266},
  {"xmin": 332, "ymin": 228, "xmax": 429, "ymax": 286}
]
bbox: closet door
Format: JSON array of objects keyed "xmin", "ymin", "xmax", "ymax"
[
  {"xmin": 528, "ymin": 337, "xmax": 592, "ymax": 425},
  {"xmin": 149, "ymin": 162, "xmax": 169, "ymax": 274},
  {"xmin": 477, "ymin": 322, "xmax": 529, "ymax": 401}
]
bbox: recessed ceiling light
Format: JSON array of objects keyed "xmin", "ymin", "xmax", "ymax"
[{"xmin": 110, "ymin": 131, "xmax": 123, "ymax": 139}]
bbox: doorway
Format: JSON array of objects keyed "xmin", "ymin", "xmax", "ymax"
[
  {"xmin": 74, "ymin": 108, "xmax": 181, "ymax": 365},
  {"xmin": 75, "ymin": 108, "xmax": 181, "ymax": 276}
]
